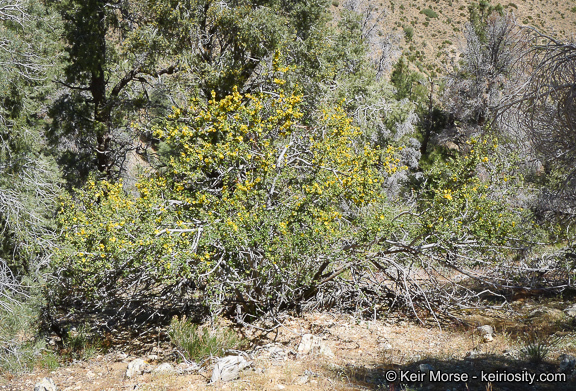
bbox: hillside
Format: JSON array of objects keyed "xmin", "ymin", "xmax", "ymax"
[{"xmin": 333, "ymin": 0, "xmax": 576, "ymax": 75}]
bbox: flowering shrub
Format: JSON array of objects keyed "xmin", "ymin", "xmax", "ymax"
[
  {"xmin": 53, "ymin": 86, "xmax": 403, "ymax": 319},
  {"xmin": 421, "ymin": 137, "xmax": 521, "ymax": 246}
]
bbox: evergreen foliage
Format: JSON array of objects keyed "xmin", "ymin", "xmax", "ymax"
[{"xmin": 0, "ymin": 0, "xmax": 61, "ymax": 277}]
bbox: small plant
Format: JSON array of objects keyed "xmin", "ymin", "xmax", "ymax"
[
  {"xmin": 64, "ymin": 323, "xmax": 105, "ymax": 360},
  {"xmin": 331, "ymin": 0, "xmax": 339, "ymax": 6},
  {"xmin": 0, "ymin": 293, "xmax": 59, "ymax": 375},
  {"xmin": 520, "ymin": 332, "xmax": 558, "ymax": 363},
  {"xmin": 403, "ymin": 26, "xmax": 414, "ymax": 41},
  {"xmin": 420, "ymin": 8, "xmax": 439, "ymax": 18},
  {"xmin": 169, "ymin": 316, "xmax": 247, "ymax": 362}
]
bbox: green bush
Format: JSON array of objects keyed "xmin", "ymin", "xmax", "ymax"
[
  {"xmin": 0, "ymin": 340, "xmax": 58, "ymax": 375},
  {"xmin": 520, "ymin": 332, "xmax": 557, "ymax": 363},
  {"xmin": 0, "ymin": 293, "xmax": 59, "ymax": 375},
  {"xmin": 64, "ymin": 323, "xmax": 104, "ymax": 360},
  {"xmin": 420, "ymin": 8, "xmax": 438, "ymax": 18},
  {"xmin": 169, "ymin": 316, "xmax": 246, "ymax": 361},
  {"xmin": 403, "ymin": 26, "xmax": 414, "ymax": 41}
]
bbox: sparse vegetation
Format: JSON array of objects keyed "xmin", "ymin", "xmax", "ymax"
[{"xmin": 169, "ymin": 316, "xmax": 246, "ymax": 362}]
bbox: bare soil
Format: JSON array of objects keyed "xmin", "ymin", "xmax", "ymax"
[{"xmin": 3, "ymin": 297, "xmax": 576, "ymax": 391}]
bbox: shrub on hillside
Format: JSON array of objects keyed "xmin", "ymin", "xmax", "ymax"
[
  {"xmin": 420, "ymin": 9, "xmax": 438, "ymax": 18},
  {"xmin": 403, "ymin": 26, "xmax": 414, "ymax": 41}
]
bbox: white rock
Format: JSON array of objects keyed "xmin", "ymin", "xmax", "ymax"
[
  {"xmin": 34, "ymin": 378, "xmax": 58, "ymax": 391},
  {"xmin": 564, "ymin": 304, "xmax": 576, "ymax": 318},
  {"xmin": 297, "ymin": 334, "xmax": 317, "ymax": 355},
  {"xmin": 125, "ymin": 358, "xmax": 147, "ymax": 378},
  {"xmin": 297, "ymin": 334, "xmax": 334, "ymax": 358},
  {"xmin": 153, "ymin": 363, "xmax": 175, "ymax": 375},
  {"xmin": 211, "ymin": 355, "xmax": 251, "ymax": 383},
  {"xmin": 483, "ymin": 334, "xmax": 494, "ymax": 342},
  {"xmin": 476, "ymin": 325, "xmax": 494, "ymax": 342},
  {"xmin": 295, "ymin": 375, "xmax": 309, "ymax": 385},
  {"xmin": 476, "ymin": 325, "xmax": 493, "ymax": 336},
  {"xmin": 319, "ymin": 343, "xmax": 335, "ymax": 358},
  {"xmin": 276, "ymin": 385, "xmax": 286, "ymax": 390}
]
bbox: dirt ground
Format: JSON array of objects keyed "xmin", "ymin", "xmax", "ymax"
[{"xmin": 3, "ymin": 297, "xmax": 576, "ymax": 391}]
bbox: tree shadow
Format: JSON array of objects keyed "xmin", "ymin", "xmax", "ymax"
[{"xmin": 41, "ymin": 297, "xmax": 210, "ymax": 356}]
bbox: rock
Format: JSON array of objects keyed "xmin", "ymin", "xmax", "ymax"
[
  {"xmin": 559, "ymin": 354, "xmax": 576, "ymax": 373},
  {"xmin": 276, "ymin": 385, "xmax": 286, "ymax": 390},
  {"xmin": 297, "ymin": 334, "xmax": 335, "ymax": 358},
  {"xmin": 34, "ymin": 378, "xmax": 58, "ymax": 391},
  {"xmin": 115, "ymin": 352, "xmax": 128, "ymax": 362},
  {"xmin": 211, "ymin": 355, "xmax": 251, "ymax": 383},
  {"xmin": 465, "ymin": 350, "xmax": 478, "ymax": 359},
  {"xmin": 528, "ymin": 307, "xmax": 565, "ymax": 324},
  {"xmin": 419, "ymin": 363, "xmax": 434, "ymax": 372},
  {"xmin": 264, "ymin": 345, "xmax": 287, "ymax": 361},
  {"xmin": 147, "ymin": 354, "xmax": 159, "ymax": 361},
  {"xmin": 476, "ymin": 325, "xmax": 494, "ymax": 342},
  {"xmin": 125, "ymin": 358, "xmax": 148, "ymax": 378},
  {"xmin": 476, "ymin": 325, "xmax": 493, "ymax": 336},
  {"xmin": 177, "ymin": 362, "xmax": 200, "ymax": 374},
  {"xmin": 297, "ymin": 334, "xmax": 317, "ymax": 355},
  {"xmin": 445, "ymin": 141, "xmax": 459, "ymax": 151},
  {"xmin": 564, "ymin": 304, "xmax": 576, "ymax": 318},
  {"xmin": 295, "ymin": 375, "xmax": 309, "ymax": 385},
  {"xmin": 153, "ymin": 363, "xmax": 175, "ymax": 375},
  {"xmin": 319, "ymin": 343, "xmax": 335, "ymax": 358}
]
